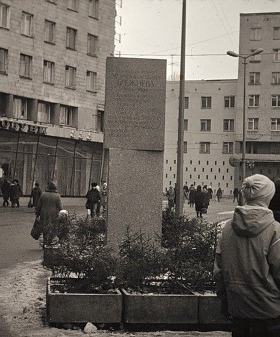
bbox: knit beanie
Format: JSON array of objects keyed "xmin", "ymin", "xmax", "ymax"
[{"xmin": 241, "ymin": 174, "xmax": 275, "ymax": 203}]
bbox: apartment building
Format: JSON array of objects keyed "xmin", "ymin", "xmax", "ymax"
[
  {"xmin": 164, "ymin": 12, "xmax": 280, "ymax": 196},
  {"xmin": 0, "ymin": 0, "xmax": 115, "ymax": 196}
]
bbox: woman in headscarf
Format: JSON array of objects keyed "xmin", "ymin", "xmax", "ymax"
[
  {"xmin": 214, "ymin": 174, "xmax": 280, "ymax": 337},
  {"xmin": 36, "ymin": 182, "xmax": 63, "ymax": 246}
]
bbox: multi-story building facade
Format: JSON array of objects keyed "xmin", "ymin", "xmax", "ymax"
[
  {"xmin": 0, "ymin": 0, "xmax": 115, "ymax": 196},
  {"xmin": 164, "ymin": 12, "xmax": 280, "ymax": 196}
]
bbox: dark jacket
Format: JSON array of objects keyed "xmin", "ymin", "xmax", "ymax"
[
  {"xmin": 10, "ymin": 183, "xmax": 22, "ymax": 200},
  {"xmin": 86, "ymin": 188, "xmax": 101, "ymax": 206},
  {"xmin": 1, "ymin": 180, "xmax": 10, "ymax": 197},
  {"xmin": 194, "ymin": 190, "xmax": 206, "ymax": 211},
  {"xmin": 269, "ymin": 182, "xmax": 280, "ymax": 222},
  {"xmin": 31, "ymin": 186, "xmax": 42, "ymax": 208}
]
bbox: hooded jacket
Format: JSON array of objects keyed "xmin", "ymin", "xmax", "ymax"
[{"xmin": 215, "ymin": 205, "xmax": 280, "ymax": 319}]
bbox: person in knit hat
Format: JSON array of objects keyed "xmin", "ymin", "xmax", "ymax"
[{"xmin": 214, "ymin": 174, "xmax": 280, "ymax": 337}]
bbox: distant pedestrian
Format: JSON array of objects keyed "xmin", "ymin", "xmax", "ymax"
[
  {"xmin": 166, "ymin": 186, "xmax": 175, "ymax": 210},
  {"xmin": 183, "ymin": 182, "xmax": 189, "ymax": 199},
  {"xmin": 233, "ymin": 187, "xmax": 239, "ymax": 203},
  {"xmin": 86, "ymin": 182, "xmax": 101, "ymax": 217},
  {"xmin": 214, "ymin": 174, "xmax": 280, "ymax": 337},
  {"xmin": 207, "ymin": 185, "xmax": 213, "ymax": 200},
  {"xmin": 30, "ymin": 182, "xmax": 42, "ymax": 211},
  {"xmin": 216, "ymin": 187, "xmax": 222, "ymax": 202},
  {"xmin": 100, "ymin": 182, "xmax": 108, "ymax": 213},
  {"xmin": 36, "ymin": 182, "xmax": 63, "ymax": 246},
  {"xmin": 188, "ymin": 184, "xmax": 196, "ymax": 207},
  {"xmin": 10, "ymin": 179, "xmax": 22, "ymax": 207},
  {"xmin": 1, "ymin": 178, "xmax": 10, "ymax": 207},
  {"xmin": 203, "ymin": 185, "xmax": 210, "ymax": 208},
  {"xmin": 194, "ymin": 185, "xmax": 206, "ymax": 218},
  {"xmin": 269, "ymin": 178, "xmax": 280, "ymax": 222}
]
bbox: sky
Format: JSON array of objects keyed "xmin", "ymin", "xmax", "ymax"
[{"xmin": 116, "ymin": 0, "xmax": 280, "ymax": 80}]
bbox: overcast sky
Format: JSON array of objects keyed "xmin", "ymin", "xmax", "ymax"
[{"xmin": 116, "ymin": 0, "xmax": 280, "ymax": 80}]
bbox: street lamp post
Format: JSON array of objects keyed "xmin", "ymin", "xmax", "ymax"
[{"xmin": 227, "ymin": 48, "xmax": 263, "ymax": 182}]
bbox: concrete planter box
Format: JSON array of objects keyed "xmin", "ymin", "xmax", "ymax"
[
  {"xmin": 198, "ymin": 294, "xmax": 231, "ymax": 325},
  {"xmin": 46, "ymin": 277, "xmax": 122, "ymax": 324},
  {"xmin": 121, "ymin": 288, "xmax": 199, "ymax": 324}
]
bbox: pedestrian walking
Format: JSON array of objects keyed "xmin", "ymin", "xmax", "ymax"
[
  {"xmin": 207, "ymin": 185, "xmax": 213, "ymax": 200},
  {"xmin": 1, "ymin": 178, "xmax": 10, "ymax": 206},
  {"xmin": 216, "ymin": 187, "xmax": 222, "ymax": 202},
  {"xmin": 194, "ymin": 185, "xmax": 206, "ymax": 218},
  {"xmin": 214, "ymin": 174, "xmax": 280, "ymax": 337},
  {"xmin": 100, "ymin": 182, "xmax": 108, "ymax": 214},
  {"xmin": 203, "ymin": 185, "xmax": 210, "ymax": 208},
  {"xmin": 166, "ymin": 186, "xmax": 175, "ymax": 210},
  {"xmin": 36, "ymin": 181, "xmax": 63, "ymax": 246},
  {"xmin": 183, "ymin": 182, "xmax": 189, "ymax": 200},
  {"xmin": 30, "ymin": 182, "xmax": 42, "ymax": 211},
  {"xmin": 85, "ymin": 182, "xmax": 101, "ymax": 217},
  {"xmin": 269, "ymin": 178, "xmax": 280, "ymax": 222},
  {"xmin": 10, "ymin": 179, "xmax": 22, "ymax": 207},
  {"xmin": 188, "ymin": 184, "xmax": 196, "ymax": 207},
  {"xmin": 233, "ymin": 187, "xmax": 239, "ymax": 203}
]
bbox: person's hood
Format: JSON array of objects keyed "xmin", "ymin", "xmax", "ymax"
[{"xmin": 232, "ymin": 205, "xmax": 275, "ymax": 237}]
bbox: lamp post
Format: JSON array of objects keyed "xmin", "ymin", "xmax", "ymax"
[{"xmin": 227, "ymin": 48, "xmax": 263, "ymax": 182}]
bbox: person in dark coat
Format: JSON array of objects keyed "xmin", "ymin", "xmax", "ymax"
[
  {"xmin": 1, "ymin": 178, "xmax": 10, "ymax": 206},
  {"xmin": 194, "ymin": 185, "xmax": 206, "ymax": 218},
  {"xmin": 10, "ymin": 179, "xmax": 22, "ymax": 207},
  {"xmin": 36, "ymin": 182, "xmax": 63, "ymax": 245},
  {"xmin": 233, "ymin": 187, "xmax": 239, "ymax": 203},
  {"xmin": 188, "ymin": 184, "xmax": 196, "ymax": 207},
  {"xmin": 203, "ymin": 185, "xmax": 210, "ymax": 208},
  {"xmin": 166, "ymin": 186, "xmax": 175, "ymax": 210},
  {"xmin": 85, "ymin": 182, "xmax": 101, "ymax": 217},
  {"xmin": 269, "ymin": 178, "xmax": 280, "ymax": 222},
  {"xmin": 216, "ymin": 187, "xmax": 222, "ymax": 202},
  {"xmin": 30, "ymin": 182, "xmax": 42, "ymax": 211}
]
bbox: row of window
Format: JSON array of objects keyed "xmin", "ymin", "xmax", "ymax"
[
  {"xmin": 0, "ymin": 4, "xmax": 99, "ymax": 55},
  {"xmin": 182, "ymin": 141, "xmax": 234, "ymax": 154},
  {"xmin": 0, "ymin": 48, "xmax": 97, "ymax": 92},
  {"xmin": 184, "ymin": 94, "xmax": 280, "ymax": 109},
  {"xmin": 250, "ymin": 26, "xmax": 280, "ymax": 41},
  {"xmin": 184, "ymin": 118, "xmax": 280, "ymax": 132},
  {"xmin": 0, "ymin": 1, "xmax": 99, "ymax": 30}
]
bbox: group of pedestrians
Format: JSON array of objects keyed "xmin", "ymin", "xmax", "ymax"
[
  {"xmin": 85, "ymin": 181, "xmax": 108, "ymax": 218},
  {"xmin": 1, "ymin": 178, "xmax": 22, "ymax": 207}
]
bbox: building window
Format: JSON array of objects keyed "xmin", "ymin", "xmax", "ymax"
[
  {"xmin": 250, "ymin": 49, "xmax": 262, "ymax": 62},
  {"xmin": 13, "ymin": 97, "xmax": 27, "ymax": 119},
  {"xmin": 223, "ymin": 119, "xmax": 234, "ymax": 132},
  {"xmin": 184, "ymin": 119, "xmax": 188, "ymax": 131},
  {"xmin": 60, "ymin": 106, "xmax": 74, "ymax": 126},
  {"xmin": 250, "ymin": 27, "xmax": 261, "ymax": 40},
  {"xmin": 44, "ymin": 20, "xmax": 55, "ymax": 44},
  {"xmin": 0, "ymin": 48, "xmax": 8, "ymax": 74},
  {"xmin": 87, "ymin": 34, "xmax": 98, "ymax": 56},
  {"xmin": 222, "ymin": 142, "xmax": 233, "ymax": 154},
  {"xmin": 201, "ymin": 96, "xmax": 211, "ymax": 109},
  {"xmin": 272, "ymin": 72, "xmax": 280, "ymax": 85},
  {"xmin": 224, "ymin": 96, "xmax": 235, "ymax": 108},
  {"xmin": 248, "ymin": 95, "xmax": 260, "ymax": 107},
  {"xmin": 273, "ymin": 27, "xmax": 280, "ymax": 40},
  {"xmin": 89, "ymin": 0, "xmax": 99, "ymax": 19},
  {"xmin": 21, "ymin": 12, "xmax": 33, "ymax": 37},
  {"xmin": 248, "ymin": 118, "xmax": 259, "ymax": 131},
  {"xmin": 184, "ymin": 141, "xmax": 187, "ymax": 153},
  {"xmin": 66, "ymin": 27, "xmax": 77, "ymax": 50},
  {"xmin": 0, "ymin": 3, "xmax": 9, "ymax": 29},
  {"xmin": 272, "ymin": 95, "xmax": 280, "ymax": 107},
  {"xmin": 65, "ymin": 65, "xmax": 76, "ymax": 88},
  {"xmin": 271, "ymin": 118, "xmax": 280, "ymax": 131},
  {"xmin": 43, "ymin": 60, "xmax": 55, "ymax": 83},
  {"xmin": 38, "ymin": 102, "xmax": 51, "ymax": 123},
  {"xmin": 200, "ymin": 119, "xmax": 211, "ymax": 131},
  {"xmin": 97, "ymin": 109, "xmax": 104, "ymax": 132},
  {"xmin": 199, "ymin": 142, "xmax": 210, "ymax": 154},
  {"xmin": 68, "ymin": 0, "xmax": 79, "ymax": 11},
  {"xmin": 273, "ymin": 49, "xmax": 280, "ymax": 62},
  {"xmin": 184, "ymin": 96, "xmax": 189, "ymax": 109},
  {"xmin": 86, "ymin": 71, "xmax": 97, "ymax": 92},
  {"xmin": 19, "ymin": 54, "xmax": 32, "ymax": 78},
  {"xmin": 249, "ymin": 72, "xmax": 260, "ymax": 84}
]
